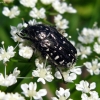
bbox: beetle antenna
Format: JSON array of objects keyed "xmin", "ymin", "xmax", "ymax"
[
  {"xmin": 56, "ymin": 66, "xmax": 67, "ymax": 83},
  {"xmin": 22, "ymin": 18, "xmax": 29, "ymax": 26}
]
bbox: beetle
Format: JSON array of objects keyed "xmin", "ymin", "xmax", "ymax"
[{"xmin": 17, "ymin": 23, "xmax": 77, "ymax": 82}]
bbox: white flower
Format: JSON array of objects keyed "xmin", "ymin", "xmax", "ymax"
[
  {"xmin": 55, "ymin": 27, "xmax": 68, "ymax": 37},
  {"xmin": 19, "ymin": 45, "xmax": 33, "ymax": 59},
  {"xmin": 32, "ymin": 59, "xmax": 54, "ymax": 84},
  {"xmin": 76, "ymin": 80, "xmax": 96, "ymax": 93},
  {"xmin": 3, "ymin": 92, "xmax": 25, "ymax": 100},
  {"xmin": 28, "ymin": 19, "xmax": 42, "ymax": 26},
  {"xmin": 70, "ymin": 40, "xmax": 76, "ymax": 46},
  {"xmin": 51, "ymin": 87, "xmax": 72, "ymax": 100},
  {"xmin": 0, "ymin": 91, "xmax": 25, "ymax": 100},
  {"xmin": 52, "ymin": 0, "xmax": 76, "ymax": 14},
  {"xmin": 19, "ymin": 0, "xmax": 37, "ymax": 8},
  {"xmin": 29, "ymin": 7, "xmax": 46, "ymax": 19},
  {"xmin": 66, "ymin": 4, "xmax": 77, "ymax": 13},
  {"xmin": 55, "ymin": 66, "xmax": 81, "ymax": 82},
  {"xmin": 93, "ymin": 27, "xmax": 100, "ymax": 37},
  {"xmin": 0, "ymin": 91, "xmax": 5, "ymax": 99},
  {"xmin": 81, "ymin": 91, "xmax": 100, "ymax": 100},
  {"xmin": 55, "ymin": 71, "xmax": 76, "ymax": 82},
  {"xmin": 12, "ymin": 67, "xmax": 20, "ymax": 77},
  {"xmin": 2, "ymin": 6, "xmax": 20, "ymax": 18},
  {"xmin": 0, "ymin": 73, "xmax": 17, "ymax": 87},
  {"xmin": 21, "ymin": 82, "xmax": 47, "ymax": 99},
  {"xmin": 84, "ymin": 59, "xmax": 100, "ymax": 75},
  {"xmin": 78, "ymin": 28, "xmax": 95, "ymax": 44},
  {"xmin": 77, "ymin": 45, "xmax": 91, "ymax": 59},
  {"xmin": 62, "ymin": 32, "xmax": 68, "ymax": 37},
  {"xmin": 0, "ymin": 67, "xmax": 20, "ymax": 87},
  {"xmin": 70, "ymin": 66, "xmax": 82, "ymax": 75},
  {"xmin": 52, "ymin": 0, "xmax": 67, "ymax": 14},
  {"xmin": 78, "ymin": 27, "xmax": 100, "ymax": 44},
  {"xmin": 54, "ymin": 14, "xmax": 69, "ymax": 29},
  {"xmin": 10, "ymin": 23, "xmax": 24, "ymax": 42},
  {"xmin": 40, "ymin": 0, "xmax": 54, "ymax": 5},
  {"xmin": 0, "ymin": 42, "xmax": 16, "ymax": 63},
  {"xmin": 94, "ymin": 42, "xmax": 100, "ymax": 54}
]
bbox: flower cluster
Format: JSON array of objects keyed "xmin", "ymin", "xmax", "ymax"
[
  {"xmin": 77, "ymin": 24, "xmax": 100, "ymax": 77},
  {"xmin": 55, "ymin": 65, "xmax": 82, "ymax": 82},
  {"xmin": 21, "ymin": 82, "xmax": 47, "ymax": 99},
  {"xmin": 52, "ymin": 0, "xmax": 76, "ymax": 14},
  {"xmin": 51, "ymin": 87, "xmax": 72, "ymax": 100},
  {"xmin": 29, "ymin": 7, "xmax": 46, "ymax": 19},
  {"xmin": 0, "ymin": 41, "xmax": 16, "ymax": 63},
  {"xmin": 54, "ymin": 14, "xmax": 69, "ymax": 29},
  {"xmin": 0, "ymin": 91, "xmax": 25, "ymax": 100},
  {"xmin": 2, "ymin": 6, "xmax": 20, "ymax": 19},
  {"xmin": 84, "ymin": 59, "xmax": 100, "ymax": 75},
  {"xmin": 32, "ymin": 59, "xmax": 54, "ymax": 84},
  {"xmin": 76, "ymin": 80, "xmax": 100, "ymax": 100},
  {"xmin": 0, "ymin": 67, "xmax": 20, "ymax": 87},
  {"xmin": 2, "ymin": 0, "xmax": 76, "ymax": 29},
  {"xmin": 77, "ymin": 25, "xmax": 100, "ymax": 59}
]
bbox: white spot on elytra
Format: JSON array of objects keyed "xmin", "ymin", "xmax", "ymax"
[
  {"xmin": 41, "ymin": 39, "xmax": 51, "ymax": 47},
  {"xmin": 54, "ymin": 51, "xmax": 56, "ymax": 53},
  {"xmin": 46, "ymin": 28, "xmax": 49, "ymax": 30},
  {"xmin": 38, "ymin": 32, "xmax": 46, "ymax": 39},
  {"xmin": 50, "ymin": 53, "xmax": 53, "ymax": 55},
  {"xmin": 36, "ymin": 31, "xmax": 39, "ymax": 33},
  {"xmin": 51, "ymin": 34, "xmax": 56, "ymax": 39},
  {"xmin": 35, "ymin": 37, "xmax": 38, "ymax": 40},
  {"xmin": 54, "ymin": 46, "xmax": 57, "ymax": 48},
  {"xmin": 46, "ymin": 48, "xmax": 49, "ymax": 51},
  {"xmin": 59, "ymin": 47, "xmax": 62, "ymax": 50},
  {"xmin": 59, "ymin": 60, "xmax": 64, "ymax": 64},
  {"xmin": 63, "ymin": 41, "xmax": 66, "ymax": 44},
  {"xmin": 46, "ymin": 55, "xmax": 49, "ymax": 59},
  {"xmin": 54, "ymin": 55, "xmax": 59, "ymax": 60},
  {"xmin": 71, "ymin": 50, "xmax": 73, "ymax": 52},
  {"xmin": 60, "ymin": 37, "xmax": 63, "ymax": 39},
  {"xmin": 40, "ymin": 25, "xmax": 43, "ymax": 28}
]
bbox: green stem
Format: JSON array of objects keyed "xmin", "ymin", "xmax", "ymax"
[
  {"xmin": 17, "ymin": 77, "xmax": 33, "ymax": 79},
  {"xmin": 30, "ymin": 97, "xmax": 32, "ymax": 100},
  {"xmin": 4, "ymin": 65, "xmax": 6, "ymax": 78}
]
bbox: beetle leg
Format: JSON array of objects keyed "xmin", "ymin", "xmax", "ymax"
[{"xmin": 56, "ymin": 66, "xmax": 67, "ymax": 83}]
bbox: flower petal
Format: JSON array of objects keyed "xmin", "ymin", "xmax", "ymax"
[
  {"xmin": 37, "ymin": 78, "xmax": 46, "ymax": 84},
  {"xmin": 37, "ymin": 89, "xmax": 47, "ymax": 96}
]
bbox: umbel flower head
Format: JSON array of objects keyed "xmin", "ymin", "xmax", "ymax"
[
  {"xmin": 0, "ymin": 91, "xmax": 25, "ymax": 100},
  {"xmin": 0, "ymin": 67, "xmax": 20, "ymax": 87},
  {"xmin": 19, "ymin": 43, "xmax": 33, "ymax": 59},
  {"xmin": 76, "ymin": 80, "xmax": 96, "ymax": 93},
  {"xmin": 84, "ymin": 59, "xmax": 100, "ymax": 75},
  {"xmin": 2, "ymin": 6, "xmax": 20, "ymax": 18},
  {"xmin": 21, "ymin": 82, "xmax": 47, "ymax": 99},
  {"xmin": 55, "ymin": 65, "xmax": 82, "ymax": 83},
  {"xmin": 0, "ymin": 41, "xmax": 16, "ymax": 63},
  {"xmin": 32, "ymin": 59, "xmax": 54, "ymax": 84},
  {"xmin": 51, "ymin": 87, "xmax": 72, "ymax": 100}
]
